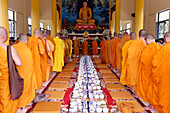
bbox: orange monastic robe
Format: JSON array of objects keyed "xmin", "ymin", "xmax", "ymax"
[
  {"xmin": 100, "ymin": 40, "xmax": 105, "ymax": 60},
  {"xmin": 64, "ymin": 39, "xmax": 71, "ymax": 63},
  {"xmin": 108, "ymin": 38, "xmax": 116, "ymax": 64},
  {"xmin": 126, "ymin": 39, "xmax": 146, "ymax": 88},
  {"xmin": 136, "ymin": 42, "xmax": 161, "ymax": 103},
  {"xmin": 13, "ymin": 42, "xmax": 36, "ymax": 107},
  {"xmin": 116, "ymin": 41, "xmax": 122, "ymax": 70},
  {"xmin": 120, "ymin": 40, "xmax": 133, "ymax": 85},
  {"xmin": 104, "ymin": 40, "xmax": 110, "ymax": 63},
  {"xmin": 82, "ymin": 40, "xmax": 89, "ymax": 55},
  {"xmin": 119, "ymin": 36, "xmax": 131, "ymax": 51},
  {"xmin": 0, "ymin": 46, "xmax": 18, "ymax": 113},
  {"xmin": 92, "ymin": 40, "xmax": 98, "ymax": 55},
  {"xmin": 74, "ymin": 38, "xmax": 80, "ymax": 55},
  {"xmin": 38, "ymin": 38, "xmax": 48, "ymax": 82},
  {"xmin": 112, "ymin": 39, "xmax": 120, "ymax": 67},
  {"xmin": 27, "ymin": 36, "xmax": 42, "ymax": 88},
  {"xmin": 147, "ymin": 42, "xmax": 170, "ymax": 113}
]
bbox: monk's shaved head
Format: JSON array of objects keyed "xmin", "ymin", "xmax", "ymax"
[
  {"xmin": 118, "ymin": 34, "xmax": 122, "ymax": 39},
  {"xmin": 0, "ymin": 26, "xmax": 7, "ymax": 38},
  {"xmin": 164, "ymin": 32, "xmax": 170, "ymax": 43},
  {"xmin": 146, "ymin": 34, "xmax": 155, "ymax": 40},
  {"xmin": 33, "ymin": 29, "xmax": 40, "ymax": 36},
  {"xmin": 146, "ymin": 34, "xmax": 155, "ymax": 45},
  {"xmin": 124, "ymin": 32, "xmax": 128, "ymax": 36},
  {"xmin": 130, "ymin": 32, "xmax": 136, "ymax": 40},
  {"xmin": 139, "ymin": 29, "xmax": 147, "ymax": 37},
  {"xmin": 20, "ymin": 34, "xmax": 29, "ymax": 45}
]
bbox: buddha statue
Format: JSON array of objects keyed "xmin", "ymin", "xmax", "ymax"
[{"xmin": 76, "ymin": 2, "xmax": 95, "ymax": 24}]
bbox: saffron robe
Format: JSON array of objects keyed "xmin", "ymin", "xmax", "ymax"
[
  {"xmin": 92, "ymin": 40, "xmax": 98, "ymax": 55},
  {"xmin": 82, "ymin": 40, "xmax": 89, "ymax": 55},
  {"xmin": 74, "ymin": 38, "xmax": 80, "ymax": 55}
]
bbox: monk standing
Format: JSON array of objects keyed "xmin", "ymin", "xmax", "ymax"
[
  {"xmin": 147, "ymin": 32, "xmax": 170, "ymax": 113},
  {"xmin": 13, "ymin": 34, "xmax": 36, "ymax": 109},
  {"xmin": 53, "ymin": 34, "xmax": 65, "ymax": 72},
  {"xmin": 104, "ymin": 37, "xmax": 110, "ymax": 63},
  {"xmin": 120, "ymin": 32, "xmax": 136, "ymax": 85},
  {"xmin": 100, "ymin": 38, "xmax": 105, "ymax": 61},
  {"xmin": 112, "ymin": 34, "xmax": 122, "ymax": 67},
  {"xmin": 92, "ymin": 39, "xmax": 98, "ymax": 55},
  {"xmin": 0, "ymin": 26, "xmax": 21, "ymax": 113},
  {"xmin": 108, "ymin": 33, "xmax": 117, "ymax": 65},
  {"xmin": 126, "ymin": 29, "xmax": 146, "ymax": 90},
  {"xmin": 39, "ymin": 31, "xmax": 50, "ymax": 82},
  {"xmin": 82, "ymin": 39, "xmax": 89, "ymax": 55},
  {"xmin": 27, "ymin": 29, "xmax": 42, "ymax": 88},
  {"xmin": 74, "ymin": 37, "xmax": 80, "ymax": 56}
]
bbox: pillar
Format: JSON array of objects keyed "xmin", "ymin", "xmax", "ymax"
[
  {"xmin": 52, "ymin": 0, "xmax": 57, "ymax": 38},
  {"xmin": 0, "ymin": 0, "xmax": 9, "ymax": 44},
  {"xmin": 135, "ymin": 0, "xmax": 144, "ymax": 38},
  {"xmin": 58, "ymin": 0, "xmax": 62, "ymax": 31},
  {"xmin": 109, "ymin": 0, "xmax": 113, "ymax": 36},
  {"xmin": 31, "ymin": 0, "xmax": 40, "ymax": 35},
  {"xmin": 115, "ymin": 0, "xmax": 121, "ymax": 34}
]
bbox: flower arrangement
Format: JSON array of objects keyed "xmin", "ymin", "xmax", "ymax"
[
  {"xmin": 102, "ymin": 29, "xmax": 110, "ymax": 37},
  {"xmin": 60, "ymin": 29, "xmax": 68, "ymax": 37}
]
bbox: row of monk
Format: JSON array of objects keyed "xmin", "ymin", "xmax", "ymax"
[
  {"xmin": 0, "ymin": 26, "xmax": 73, "ymax": 113},
  {"xmin": 100, "ymin": 29, "xmax": 170, "ymax": 113}
]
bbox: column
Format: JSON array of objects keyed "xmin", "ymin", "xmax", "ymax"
[
  {"xmin": 109, "ymin": 0, "xmax": 113, "ymax": 36},
  {"xmin": 135, "ymin": 0, "xmax": 144, "ymax": 37},
  {"xmin": 115, "ymin": 0, "xmax": 121, "ymax": 34},
  {"xmin": 52, "ymin": 0, "xmax": 57, "ymax": 38},
  {"xmin": 58, "ymin": 0, "xmax": 62, "ymax": 31},
  {"xmin": 0, "ymin": 0, "xmax": 9, "ymax": 44},
  {"xmin": 31, "ymin": 0, "xmax": 40, "ymax": 35}
]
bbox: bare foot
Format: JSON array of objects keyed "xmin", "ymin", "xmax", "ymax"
[
  {"xmin": 131, "ymin": 93, "xmax": 139, "ymax": 98},
  {"xmin": 143, "ymin": 104, "xmax": 155, "ymax": 111}
]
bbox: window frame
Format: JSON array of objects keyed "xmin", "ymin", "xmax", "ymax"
[
  {"xmin": 156, "ymin": 9, "xmax": 169, "ymax": 39},
  {"xmin": 8, "ymin": 9, "xmax": 16, "ymax": 39}
]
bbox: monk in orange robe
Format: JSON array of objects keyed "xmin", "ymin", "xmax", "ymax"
[
  {"xmin": 147, "ymin": 32, "xmax": 170, "ymax": 113},
  {"xmin": 27, "ymin": 29, "xmax": 42, "ymax": 88},
  {"xmin": 108, "ymin": 33, "xmax": 117, "ymax": 65},
  {"xmin": 46, "ymin": 30, "xmax": 55, "ymax": 47},
  {"xmin": 112, "ymin": 34, "xmax": 121, "ymax": 67},
  {"xmin": 82, "ymin": 39, "xmax": 89, "ymax": 55},
  {"xmin": 126, "ymin": 29, "xmax": 146, "ymax": 90},
  {"xmin": 119, "ymin": 32, "xmax": 131, "ymax": 51},
  {"xmin": 74, "ymin": 37, "xmax": 80, "ymax": 55},
  {"xmin": 0, "ymin": 27, "xmax": 21, "ymax": 113},
  {"xmin": 64, "ymin": 37, "xmax": 71, "ymax": 63},
  {"xmin": 120, "ymin": 32, "xmax": 136, "ymax": 85},
  {"xmin": 39, "ymin": 31, "xmax": 51, "ymax": 82},
  {"xmin": 100, "ymin": 39, "xmax": 105, "ymax": 60},
  {"xmin": 104, "ymin": 37, "xmax": 110, "ymax": 63},
  {"xmin": 136, "ymin": 35, "xmax": 161, "ymax": 104},
  {"xmin": 13, "ymin": 34, "xmax": 37, "ymax": 108},
  {"xmin": 92, "ymin": 39, "xmax": 98, "ymax": 55}
]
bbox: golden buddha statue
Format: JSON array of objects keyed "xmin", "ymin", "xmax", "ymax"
[{"xmin": 76, "ymin": 2, "xmax": 95, "ymax": 24}]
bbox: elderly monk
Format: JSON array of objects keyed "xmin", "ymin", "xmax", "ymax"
[
  {"xmin": 0, "ymin": 26, "xmax": 21, "ymax": 113},
  {"xmin": 134, "ymin": 34, "xmax": 161, "ymax": 111},
  {"xmin": 13, "ymin": 34, "xmax": 36, "ymax": 108},
  {"xmin": 82, "ymin": 39, "xmax": 89, "ymax": 55},
  {"xmin": 27, "ymin": 29, "xmax": 42, "ymax": 88},
  {"xmin": 53, "ymin": 34, "xmax": 65, "ymax": 72},
  {"xmin": 74, "ymin": 37, "xmax": 80, "ymax": 56},
  {"xmin": 104, "ymin": 37, "xmax": 110, "ymax": 63},
  {"xmin": 126, "ymin": 29, "xmax": 146, "ymax": 90},
  {"xmin": 120, "ymin": 32, "xmax": 136, "ymax": 85},
  {"xmin": 108, "ymin": 33, "xmax": 117, "ymax": 65},
  {"xmin": 112, "ymin": 34, "xmax": 122, "ymax": 67},
  {"xmin": 39, "ymin": 31, "xmax": 51, "ymax": 82},
  {"xmin": 76, "ymin": 1, "xmax": 95, "ymax": 24},
  {"xmin": 92, "ymin": 39, "xmax": 98, "ymax": 55},
  {"xmin": 147, "ymin": 32, "xmax": 170, "ymax": 113}
]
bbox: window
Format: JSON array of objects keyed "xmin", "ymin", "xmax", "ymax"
[
  {"xmin": 126, "ymin": 23, "xmax": 131, "ymax": 34},
  {"xmin": 40, "ymin": 22, "xmax": 44, "ymax": 31},
  {"xmin": 28, "ymin": 17, "xmax": 32, "ymax": 35},
  {"xmin": 156, "ymin": 9, "xmax": 169, "ymax": 39},
  {"xmin": 120, "ymin": 26, "xmax": 122, "ymax": 34},
  {"xmin": 8, "ymin": 9, "xmax": 16, "ymax": 39},
  {"xmin": 47, "ymin": 25, "xmax": 51, "ymax": 30}
]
